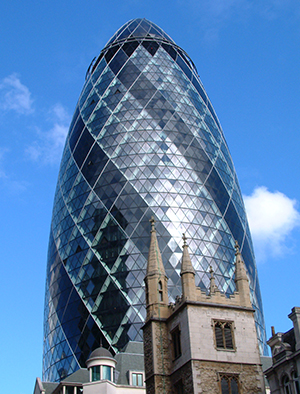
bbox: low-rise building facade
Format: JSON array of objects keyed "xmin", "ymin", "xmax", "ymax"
[{"xmin": 265, "ymin": 307, "xmax": 300, "ymax": 394}]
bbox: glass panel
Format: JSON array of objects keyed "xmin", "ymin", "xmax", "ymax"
[
  {"xmin": 137, "ymin": 373, "xmax": 143, "ymax": 386},
  {"xmin": 231, "ymin": 378, "xmax": 239, "ymax": 394},
  {"xmin": 215, "ymin": 324, "xmax": 224, "ymax": 348},
  {"xmin": 102, "ymin": 365, "xmax": 112, "ymax": 381},
  {"xmin": 92, "ymin": 366, "xmax": 100, "ymax": 381},
  {"xmin": 221, "ymin": 377, "xmax": 229, "ymax": 394},
  {"xmin": 132, "ymin": 373, "xmax": 137, "ymax": 386},
  {"xmin": 224, "ymin": 324, "xmax": 233, "ymax": 349},
  {"xmin": 66, "ymin": 387, "xmax": 74, "ymax": 394}
]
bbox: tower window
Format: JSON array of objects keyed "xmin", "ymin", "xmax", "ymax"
[
  {"xmin": 220, "ymin": 374, "xmax": 239, "ymax": 394},
  {"xmin": 171, "ymin": 326, "xmax": 182, "ymax": 359},
  {"xmin": 214, "ymin": 321, "xmax": 234, "ymax": 350},
  {"xmin": 102, "ymin": 365, "xmax": 112, "ymax": 381},
  {"xmin": 158, "ymin": 280, "xmax": 163, "ymax": 302},
  {"xmin": 92, "ymin": 365, "xmax": 100, "ymax": 381},
  {"xmin": 145, "ymin": 282, "xmax": 149, "ymax": 305},
  {"xmin": 91, "ymin": 365, "xmax": 113, "ymax": 382}
]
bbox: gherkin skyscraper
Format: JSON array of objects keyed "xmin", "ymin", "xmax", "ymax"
[{"xmin": 43, "ymin": 18, "xmax": 267, "ymax": 382}]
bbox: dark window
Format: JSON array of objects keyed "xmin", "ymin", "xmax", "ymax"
[
  {"xmin": 158, "ymin": 280, "xmax": 163, "ymax": 302},
  {"xmin": 171, "ymin": 326, "xmax": 181, "ymax": 359},
  {"xmin": 105, "ymin": 44, "xmax": 120, "ymax": 64},
  {"xmin": 174, "ymin": 379, "xmax": 184, "ymax": 394},
  {"xmin": 161, "ymin": 43, "xmax": 177, "ymax": 60},
  {"xmin": 220, "ymin": 375, "xmax": 239, "ymax": 394},
  {"xmin": 283, "ymin": 375, "xmax": 291, "ymax": 394},
  {"xmin": 122, "ymin": 40, "xmax": 139, "ymax": 57},
  {"xmin": 292, "ymin": 371, "xmax": 300, "ymax": 394},
  {"xmin": 142, "ymin": 40, "xmax": 159, "ymax": 56},
  {"xmin": 145, "ymin": 282, "xmax": 149, "ymax": 305},
  {"xmin": 92, "ymin": 365, "xmax": 100, "ymax": 381},
  {"xmin": 66, "ymin": 386, "xmax": 74, "ymax": 394},
  {"xmin": 214, "ymin": 321, "xmax": 234, "ymax": 350}
]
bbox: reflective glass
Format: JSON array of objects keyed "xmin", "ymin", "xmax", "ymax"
[
  {"xmin": 92, "ymin": 366, "xmax": 100, "ymax": 381},
  {"xmin": 43, "ymin": 18, "xmax": 267, "ymax": 382},
  {"xmin": 102, "ymin": 366, "xmax": 112, "ymax": 381}
]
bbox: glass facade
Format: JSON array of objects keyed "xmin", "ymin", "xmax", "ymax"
[{"xmin": 43, "ymin": 18, "xmax": 267, "ymax": 381}]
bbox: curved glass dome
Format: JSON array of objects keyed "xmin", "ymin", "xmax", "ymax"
[
  {"xmin": 105, "ymin": 18, "xmax": 176, "ymax": 48},
  {"xmin": 43, "ymin": 18, "xmax": 267, "ymax": 382}
]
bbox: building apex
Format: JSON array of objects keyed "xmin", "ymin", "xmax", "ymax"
[
  {"xmin": 150, "ymin": 216, "xmax": 156, "ymax": 232},
  {"xmin": 181, "ymin": 234, "xmax": 195, "ymax": 275}
]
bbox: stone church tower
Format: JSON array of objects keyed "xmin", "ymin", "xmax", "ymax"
[{"xmin": 143, "ymin": 218, "xmax": 265, "ymax": 393}]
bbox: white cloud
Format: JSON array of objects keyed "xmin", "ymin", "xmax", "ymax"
[
  {"xmin": 25, "ymin": 103, "xmax": 69, "ymax": 165},
  {"xmin": 0, "ymin": 73, "xmax": 34, "ymax": 114},
  {"xmin": 244, "ymin": 186, "xmax": 300, "ymax": 262},
  {"xmin": 51, "ymin": 103, "xmax": 70, "ymax": 124}
]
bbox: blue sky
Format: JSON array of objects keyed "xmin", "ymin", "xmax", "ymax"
[{"xmin": 1, "ymin": 1, "xmax": 300, "ymax": 393}]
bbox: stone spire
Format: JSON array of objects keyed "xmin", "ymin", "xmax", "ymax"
[
  {"xmin": 181, "ymin": 233, "xmax": 195, "ymax": 275},
  {"xmin": 147, "ymin": 217, "xmax": 166, "ymax": 277},
  {"xmin": 234, "ymin": 241, "xmax": 251, "ymax": 307},
  {"xmin": 144, "ymin": 217, "xmax": 169, "ymax": 320},
  {"xmin": 180, "ymin": 233, "xmax": 196, "ymax": 301}
]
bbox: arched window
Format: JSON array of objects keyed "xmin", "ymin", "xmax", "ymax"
[
  {"xmin": 214, "ymin": 321, "xmax": 234, "ymax": 350},
  {"xmin": 158, "ymin": 280, "xmax": 163, "ymax": 302},
  {"xmin": 283, "ymin": 375, "xmax": 291, "ymax": 394},
  {"xmin": 220, "ymin": 375, "xmax": 239, "ymax": 394}
]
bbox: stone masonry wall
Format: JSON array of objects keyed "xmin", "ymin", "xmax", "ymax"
[
  {"xmin": 143, "ymin": 323, "xmax": 154, "ymax": 378},
  {"xmin": 193, "ymin": 360, "xmax": 265, "ymax": 394},
  {"xmin": 143, "ymin": 320, "xmax": 172, "ymax": 394}
]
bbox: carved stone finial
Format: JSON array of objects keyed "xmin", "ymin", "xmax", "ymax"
[
  {"xmin": 271, "ymin": 326, "xmax": 275, "ymax": 336},
  {"xmin": 183, "ymin": 233, "xmax": 187, "ymax": 246},
  {"xmin": 234, "ymin": 240, "xmax": 240, "ymax": 255},
  {"xmin": 150, "ymin": 216, "xmax": 156, "ymax": 232},
  {"xmin": 209, "ymin": 265, "xmax": 218, "ymax": 294}
]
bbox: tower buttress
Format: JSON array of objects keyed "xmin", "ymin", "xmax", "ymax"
[{"xmin": 234, "ymin": 241, "xmax": 252, "ymax": 308}]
